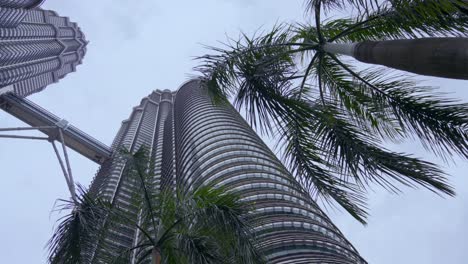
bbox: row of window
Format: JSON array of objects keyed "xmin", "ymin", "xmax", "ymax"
[
  {"xmin": 251, "ymin": 206, "xmax": 334, "ymax": 233},
  {"xmin": 181, "ymin": 148, "xmax": 283, "ymax": 179},
  {"xmin": 241, "ymin": 193, "xmax": 320, "ymax": 214},
  {"xmin": 0, "ymin": 40, "xmax": 63, "ymax": 66},
  {"xmin": 0, "ymin": 23, "xmax": 55, "ymax": 39},
  {"xmin": 254, "ymin": 221, "xmax": 344, "ymax": 246},
  {"xmin": 181, "ymin": 107, "xmax": 241, "ymax": 135},
  {"xmin": 179, "ymin": 129, "xmax": 260, "ymax": 167},
  {"xmin": 180, "ymin": 121, "xmax": 252, "ymax": 149},
  {"xmin": 180, "ymin": 133, "xmax": 263, "ymax": 163},
  {"xmin": 230, "ymin": 182, "xmax": 301, "ymax": 196},
  {"xmin": 213, "ymin": 171, "xmax": 293, "ymax": 188}
]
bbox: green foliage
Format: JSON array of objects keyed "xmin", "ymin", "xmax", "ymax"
[
  {"xmin": 117, "ymin": 147, "xmax": 264, "ymax": 263},
  {"xmin": 196, "ymin": 0, "xmax": 468, "ymax": 224},
  {"xmin": 328, "ymin": 0, "xmax": 468, "ymax": 42},
  {"xmin": 49, "ymin": 147, "xmax": 264, "ymax": 264},
  {"xmin": 307, "ymin": 0, "xmax": 383, "ymax": 15},
  {"xmin": 47, "ymin": 185, "xmax": 111, "ymax": 264}
]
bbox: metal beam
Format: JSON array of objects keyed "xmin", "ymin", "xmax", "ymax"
[
  {"xmin": 58, "ymin": 128, "xmax": 77, "ymax": 202},
  {"xmin": 0, "ymin": 94, "xmax": 112, "ymax": 164},
  {"xmin": 0, "ymin": 126, "xmax": 55, "ymax": 132},
  {"xmin": 51, "ymin": 141, "xmax": 77, "ymax": 203},
  {"xmin": 0, "ymin": 134, "xmax": 49, "ymax": 140}
]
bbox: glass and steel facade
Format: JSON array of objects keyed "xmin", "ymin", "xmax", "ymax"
[
  {"xmin": 0, "ymin": 2, "xmax": 86, "ymax": 97},
  {"xmin": 0, "ymin": 0, "xmax": 44, "ymax": 9},
  {"xmin": 89, "ymin": 80, "xmax": 367, "ymax": 263}
]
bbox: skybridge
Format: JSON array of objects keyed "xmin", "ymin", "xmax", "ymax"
[{"xmin": 0, "ymin": 94, "xmax": 112, "ymax": 164}]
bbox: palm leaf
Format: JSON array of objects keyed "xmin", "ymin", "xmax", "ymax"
[
  {"xmin": 307, "ymin": 102, "xmax": 454, "ymax": 194},
  {"xmin": 121, "ymin": 147, "xmax": 160, "ymax": 237},
  {"xmin": 316, "ymin": 54, "xmax": 401, "ymax": 140},
  {"xmin": 47, "ymin": 185, "xmax": 111, "ymax": 264},
  {"xmin": 176, "ymin": 230, "xmax": 224, "ymax": 264},
  {"xmin": 326, "ymin": 55, "xmax": 468, "ymax": 158},
  {"xmin": 306, "ymin": 0, "xmax": 384, "ymax": 15},
  {"xmin": 282, "ymin": 117, "xmax": 370, "ymax": 224},
  {"xmin": 328, "ymin": 0, "xmax": 468, "ymax": 42},
  {"xmin": 197, "ymin": 26, "xmax": 313, "ymax": 135},
  {"xmin": 188, "ymin": 186, "xmax": 265, "ymax": 263}
]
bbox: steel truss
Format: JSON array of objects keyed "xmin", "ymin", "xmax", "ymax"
[{"xmin": 0, "ymin": 124, "xmax": 78, "ymax": 202}]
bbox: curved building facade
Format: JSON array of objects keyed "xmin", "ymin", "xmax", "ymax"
[
  {"xmin": 0, "ymin": 5, "xmax": 86, "ymax": 97},
  {"xmin": 0, "ymin": 0, "xmax": 44, "ymax": 9},
  {"xmin": 89, "ymin": 80, "xmax": 366, "ymax": 263}
]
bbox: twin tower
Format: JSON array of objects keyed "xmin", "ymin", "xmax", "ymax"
[{"xmin": 0, "ymin": 1, "xmax": 366, "ymax": 263}]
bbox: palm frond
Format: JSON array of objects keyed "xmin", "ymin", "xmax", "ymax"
[
  {"xmin": 188, "ymin": 186, "xmax": 265, "ymax": 263},
  {"xmin": 47, "ymin": 185, "xmax": 110, "ymax": 264},
  {"xmin": 317, "ymin": 54, "xmax": 402, "ymax": 140},
  {"xmin": 384, "ymin": 81, "xmax": 468, "ymax": 159},
  {"xmin": 233, "ymin": 45, "xmax": 297, "ymax": 133},
  {"xmin": 121, "ymin": 147, "xmax": 160, "ymax": 236},
  {"xmin": 196, "ymin": 26, "xmax": 315, "ymax": 135},
  {"xmin": 177, "ymin": 230, "xmax": 223, "ymax": 264},
  {"xmin": 196, "ymin": 25, "xmax": 295, "ymax": 102},
  {"xmin": 307, "ymin": 102, "xmax": 454, "ymax": 194},
  {"xmin": 133, "ymin": 247, "xmax": 154, "ymax": 264},
  {"xmin": 161, "ymin": 244, "xmax": 185, "ymax": 264},
  {"xmin": 282, "ymin": 117, "xmax": 369, "ymax": 224},
  {"xmin": 328, "ymin": 0, "xmax": 468, "ymax": 42},
  {"xmin": 306, "ymin": 0, "xmax": 384, "ymax": 15},
  {"xmin": 328, "ymin": 55, "xmax": 468, "ymax": 158}
]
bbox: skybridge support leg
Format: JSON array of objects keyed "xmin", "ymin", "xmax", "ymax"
[
  {"xmin": 51, "ymin": 141, "xmax": 77, "ymax": 203},
  {"xmin": 0, "ymin": 125, "xmax": 77, "ymax": 203},
  {"xmin": 57, "ymin": 128, "xmax": 77, "ymax": 202}
]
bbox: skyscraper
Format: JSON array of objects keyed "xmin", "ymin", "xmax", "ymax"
[
  {"xmin": 89, "ymin": 80, "xmax": 366, "ymax": 263},
  {"xmin": 0, "ymin": 0, "xmax": 44, "ymax": 9},
  {"xmin": 0, "ymin": 3, "xmax": 86, "ymax": 97}
]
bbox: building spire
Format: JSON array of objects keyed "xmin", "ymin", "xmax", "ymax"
[{"xmin": 0, "ymin": 6, "xmax": 86, "ymax": 97}]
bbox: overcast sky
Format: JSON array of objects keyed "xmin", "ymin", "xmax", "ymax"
[{"xmin": 0, "ymin": 0, "xmax": 467, "ymax": 263}]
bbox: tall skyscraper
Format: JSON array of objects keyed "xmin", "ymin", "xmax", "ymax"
[
  {"xmin": 0, "ymin": 3, "xmax": 365, "ymax": 261},
  {"xmin": 0, "ymin": 0, "xmax": 44, "ymax": 9},
  {"xmin": 0, "ymin": 3, "xmax": 86, "ymax": 97},
  {"xmin": 89, "ymin": 80, "xmax": 366, "ymax": 263}
]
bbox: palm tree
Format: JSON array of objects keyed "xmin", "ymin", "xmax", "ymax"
[
  {"xmin": 196, "ymin": 0, "xmax": 468, "ymax": 224},
  {"xmin": 48, "ymin": 148, "xmax": 263, "ymax": 264},
  {"xmin": 47, "ymin": 185, "xmax": 109, "ymax": 264},
  {"xmin": 317, "ymin": 0, "xmax": 468, "ymax": 79}
]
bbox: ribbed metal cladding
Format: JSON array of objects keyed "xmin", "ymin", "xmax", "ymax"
[
  {"xmin": 0, "ymin": 7, "xmax": 86, "ymax": 97},
  {"xmin": 88, "ymin": 81, "xmax": 366, "ymax": 263},
  {"xmin": 174, "ymin": 80, "xmax": 366, "ymax": 264},
  {"xmin": 0, "ymin": 0, "xmax": 44, "ymax": 9}
]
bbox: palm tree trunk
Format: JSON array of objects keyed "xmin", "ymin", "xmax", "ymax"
[
  {"xmin": 323, "ymin": 43, "xmax": 356, "ymax": 56},
  {"xmin": 152, "ymin": 248, "xmax": 161, "ymax": 264},
  {"xmin": 324, "ymin": 38, "xmax": 468, "ymax": 80}
]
